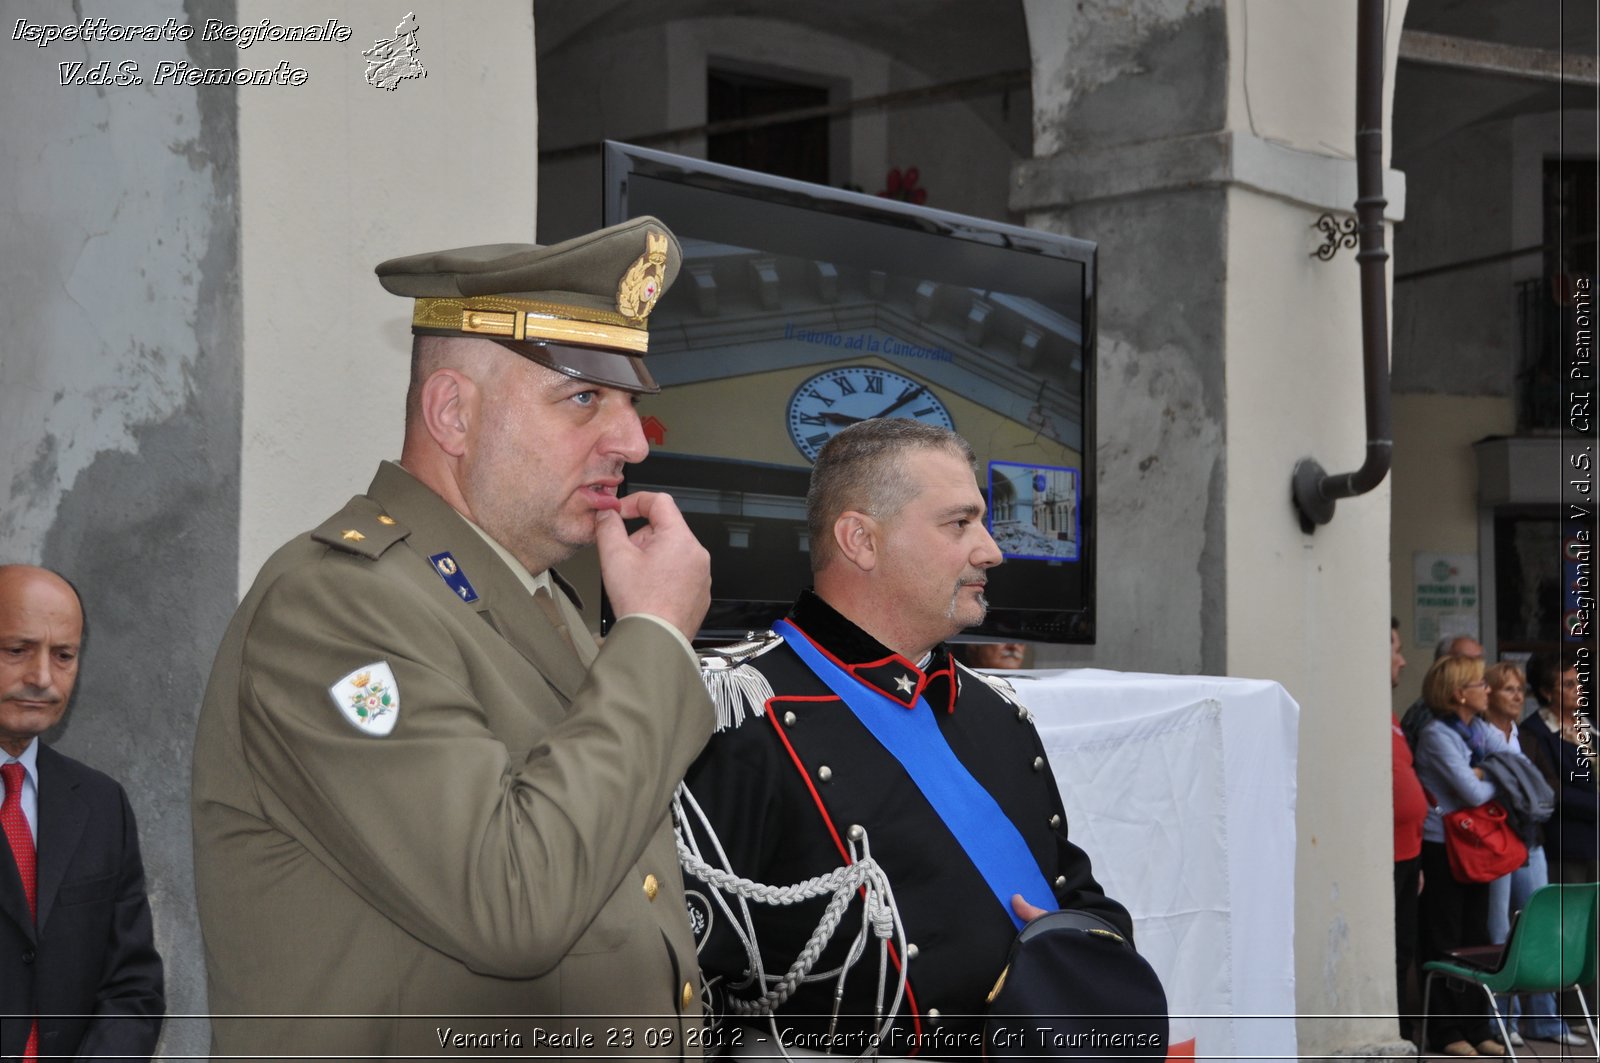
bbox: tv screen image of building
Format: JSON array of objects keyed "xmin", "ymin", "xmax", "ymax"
[
  {"xmin": 988, "ymin": 461, "xmax": 1081, "ymax": 562},
  {"xmin": 603, "ymin": 142, "xmax": 1097, "ymax": 643}
]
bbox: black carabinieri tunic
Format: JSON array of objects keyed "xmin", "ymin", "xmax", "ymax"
[{"xmin": 682, "ymin": 591, "xmax": 1131, "ymax": 1058}]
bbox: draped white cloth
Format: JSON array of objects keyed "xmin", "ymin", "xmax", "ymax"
[{"xmin": 1009, "ymin": 668, "xmax": 1300, "ymax": 1062}]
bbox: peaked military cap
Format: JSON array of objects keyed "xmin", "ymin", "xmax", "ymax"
[{"xmin": 376, "ymin": 215, "xmax": 681, "ymax": 394}]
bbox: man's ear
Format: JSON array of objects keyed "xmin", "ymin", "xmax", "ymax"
[
  {"xmin": 832, "ymin": 511, "xmax": 880, "ymax": 572},
  {"xmin": 418, "ymin": 368, "xmax": 478, "ymax": 458}
]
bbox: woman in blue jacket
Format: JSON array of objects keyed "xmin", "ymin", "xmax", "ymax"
[{"xmin": 1413, "ymin": 654, "xmax": 1505, "ymax": 1057}]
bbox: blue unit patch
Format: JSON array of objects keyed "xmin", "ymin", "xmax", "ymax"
[{"xmin": 428, "ymin": 551, "xmax": 479, "ymax": 603}]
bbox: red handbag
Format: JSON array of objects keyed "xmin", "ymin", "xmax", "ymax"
[{"xmin": 1442, "ymin": 800, "xmax": 1527, "ymax": 883}]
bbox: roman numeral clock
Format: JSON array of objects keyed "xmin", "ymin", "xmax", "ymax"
[{"xmin": 786, "ymin": 366, "xmax": 956, "ymax": 462}]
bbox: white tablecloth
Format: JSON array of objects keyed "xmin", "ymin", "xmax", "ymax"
[{"xmin": 1003, "ymin": 668, "xmax": 1300, "ymax": 1062}]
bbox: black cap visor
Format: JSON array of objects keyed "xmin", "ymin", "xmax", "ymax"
[{"xmin": 490, "ymin": 338, "xmax": 659, "ymax": 395}]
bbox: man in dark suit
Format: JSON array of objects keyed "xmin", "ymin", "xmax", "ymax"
[{"xmin": 0, "ymin": 564, "xmax": 165, "ymax": 1061}]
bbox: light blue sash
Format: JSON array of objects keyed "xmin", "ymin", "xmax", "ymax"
[{"xmin": 774, "ymin": 619, "xmax": 1054, "ymax": 929}]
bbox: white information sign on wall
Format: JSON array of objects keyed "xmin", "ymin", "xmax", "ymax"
[{"xmin": 1413, "ymin": 552, "xmax": 1480, "ymax": 647}]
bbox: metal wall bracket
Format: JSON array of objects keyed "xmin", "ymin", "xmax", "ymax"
[{"xmin": 1311, "ymin": 214, "xmax": 1359, "ymax": 261}]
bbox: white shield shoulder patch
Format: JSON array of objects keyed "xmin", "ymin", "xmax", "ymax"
[{"xmin": 328, "ymin": 661, "xmax": 400, "ymax": 736}]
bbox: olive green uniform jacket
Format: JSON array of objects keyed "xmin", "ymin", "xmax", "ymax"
[{"xmin": 193, "ymin": 462, "xmax": 712, "ymax": 1059}]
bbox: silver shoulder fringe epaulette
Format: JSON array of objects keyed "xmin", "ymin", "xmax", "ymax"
[
  {"xmin": 699, "ymin": 630, "xmax": 784, "ymax": 732},
  {"xmin": 954, "ymin": 660, "xmax": 1031, "ymax": 721}
]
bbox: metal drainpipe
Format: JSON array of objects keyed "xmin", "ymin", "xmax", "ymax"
[{"xmin": 1292, "ymin": 0, "xmax": 1394, "ymax": 533}]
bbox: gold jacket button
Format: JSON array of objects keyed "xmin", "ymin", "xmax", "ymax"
[
  {"xmin": 643, "ymin": 873, "xmax": 659, "ymax": 902},
  {"xmin": 681, "ymin": 981, "xmax": 696, "ymax": 1009}
]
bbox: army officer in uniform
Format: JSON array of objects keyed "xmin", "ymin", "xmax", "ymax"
[{"xmin": 193, "ymin": 217, "xmax": 715, "ymax": 1059}]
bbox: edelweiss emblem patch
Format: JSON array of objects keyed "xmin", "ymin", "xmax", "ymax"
[{"xmin": 329, "ymin": 662, "xmax": 400, "ymax": 735}]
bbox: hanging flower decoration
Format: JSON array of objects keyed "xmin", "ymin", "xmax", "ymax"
[{"xmin": 878, "ymin": 167, "xmax": 927, "ymax": 205}]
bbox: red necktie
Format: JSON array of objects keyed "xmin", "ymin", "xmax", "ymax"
[{"xmin": 1, "ymin": 762, "xmax": 39, "ymax": 1060}]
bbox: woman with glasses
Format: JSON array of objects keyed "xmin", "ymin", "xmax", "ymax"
[
  {"xmin": 1413, "ymin": 654, "xmax": 1506, "ymax": 1056},
  {"xmin": 1480, "ymin": 663, "xmax": 1583, "ymax": 1047}
]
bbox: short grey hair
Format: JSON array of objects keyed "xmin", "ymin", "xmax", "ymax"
[{"xmin": 806, "ymin": 418, "xmax": 976, "ymax": 573}]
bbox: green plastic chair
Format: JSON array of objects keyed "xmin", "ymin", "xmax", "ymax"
[{"xmin": 1420, "ymin": 882, "xmax": 1599, "ymax": 1058}]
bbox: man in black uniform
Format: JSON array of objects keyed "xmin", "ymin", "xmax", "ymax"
[{"xmin": 680, "ymin": 419, "xmax": 1131, "ymax": 1058}]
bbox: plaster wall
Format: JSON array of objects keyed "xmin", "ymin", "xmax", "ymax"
[
  {"xmin": 1027, "ymin": 0, "xmax": 1227, "ymax": 158},
  {"xmin": 0, "ymin": 1, "xmax": 242, "ymax": 1055},
  {"xmin": 1225, "ymin": 0, "xmax": 1405, "ymax": 159},
  {"xmin": 1388, "ymin": 394, "xmax": 1515, "ymax": 713},
  {"xmin": 235, "ymin": 0, "xmax": 539, "ymax": 591},
  {"xmin": 1223, "ymin": 185, "xmax": 1396, "ymax": 1050},
  {"xmin": 880, "ymin": 66, "xmax": 1028, "ymax": 225},
  {"xmin": 1023, "ymin": 188, "xmax": 1228, "ymax": 676},
  {"xmin": 1020, "ymin": 0, "xmax": 1230, "ymax": 675},
  {"xmin": 1391, "ymin": 111, "xmax": 1517, "ymax": 396},
  {"xmin": 537, "ymin": 22, "xmax": 677, "ymax": 243}
]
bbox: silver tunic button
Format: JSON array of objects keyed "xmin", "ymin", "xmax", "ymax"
[
  {"xmin": 1049, "ymin": 814, "xmax": 1062, "ymax": 829},
  {"xmin": 1054, "ymin": 875, "xmax": 1067, "ymax": 888},
  {"xmin": 926, "ymin": 1008, "xmax": 941, "ymax": 1022},
  {"xmin": 848, "ymin": 824, "xmax": 865, "ymax": 841},
  {"xmin": 1032, "ymin": 756, "xmax": 1045, "ymax": 771},
  {"xmin": 819, "ymin": 765, "xmax": 833, "ymax": 782},
  {"xmin": 905, "ymin": 943, "xmax": 919, "ymax": 960},
  {"xmin": 1016, "ymin": 705, "xmax": 1028, "ymax": 720},
  {"xmin": 783, "ymin": 711, "xmax": 797, "ymax": 726}
]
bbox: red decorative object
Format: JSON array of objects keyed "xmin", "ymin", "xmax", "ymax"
[
  {"xmin": 878, "ymin": 167, "xmax": 927, "ymax": 205},
  {"xmin": 641, "ymin": 415, "xmax": 667, "ymax": 446}
]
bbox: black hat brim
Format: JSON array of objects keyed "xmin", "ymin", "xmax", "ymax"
[{"xmin": 487, "ymin": 338, "xmax": 659, "ymax": 395}]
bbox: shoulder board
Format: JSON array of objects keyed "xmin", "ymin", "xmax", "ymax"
[
  {"xmin": 310, "ymin": 498, "xmax": 410, "ymax": 560},
  {"xmin": 954, "ymin": 660, "xmax": 1031, "ymax": 721},
  {"xmin": 699, "ymin": 631, "xmax": 784, "ymax": 733}
]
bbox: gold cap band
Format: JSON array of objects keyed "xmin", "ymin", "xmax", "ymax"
[{"xmin": 412, "ymin": 297, "xmax": 648, "ymax": 354}]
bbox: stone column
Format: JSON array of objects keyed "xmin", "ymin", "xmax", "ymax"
[{"xmin": 1016, "ymin": 0, "xmax": 1409, "ymax": 1053}]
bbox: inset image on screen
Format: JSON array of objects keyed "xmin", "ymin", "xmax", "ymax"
[{"xmin": 987, "ymin": 461, "xmax": 1081, "ymax": 562}]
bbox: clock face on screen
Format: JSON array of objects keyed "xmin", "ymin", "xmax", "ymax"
[{"xmin": 785, "ymin": 365, "xmax": 955, "ymax": 462}]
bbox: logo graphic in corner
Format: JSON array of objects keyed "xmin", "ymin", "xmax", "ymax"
[
  {"xmin": 363, "ymin": 13, "xmax": 426, "ymax": 91},
  {"xmin": 329, "ymin": 662, "xmax": 400, "ymax": 735}
]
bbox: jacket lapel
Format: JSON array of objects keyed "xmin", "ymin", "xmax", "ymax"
[
  {"xmin": 33, "ymin": 744, "xmax": 89, "ymax": 935},
  {"xmin": 367, "ymin": 462, "xmax": 590, "ymax": 701},
  {"xmin": 472, "ymin": 585, "xmax": 591, "ymax": 700}
]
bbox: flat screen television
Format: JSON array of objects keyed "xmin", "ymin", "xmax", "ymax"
[{"xmin": 602, "ymin": 141, "xmax": 1096, "ymax": 643}]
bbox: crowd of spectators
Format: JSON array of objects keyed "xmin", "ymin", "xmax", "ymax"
[{"xmin": 1392, "ymin": 630, "xmax": 1595, "ymax": 1055}]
